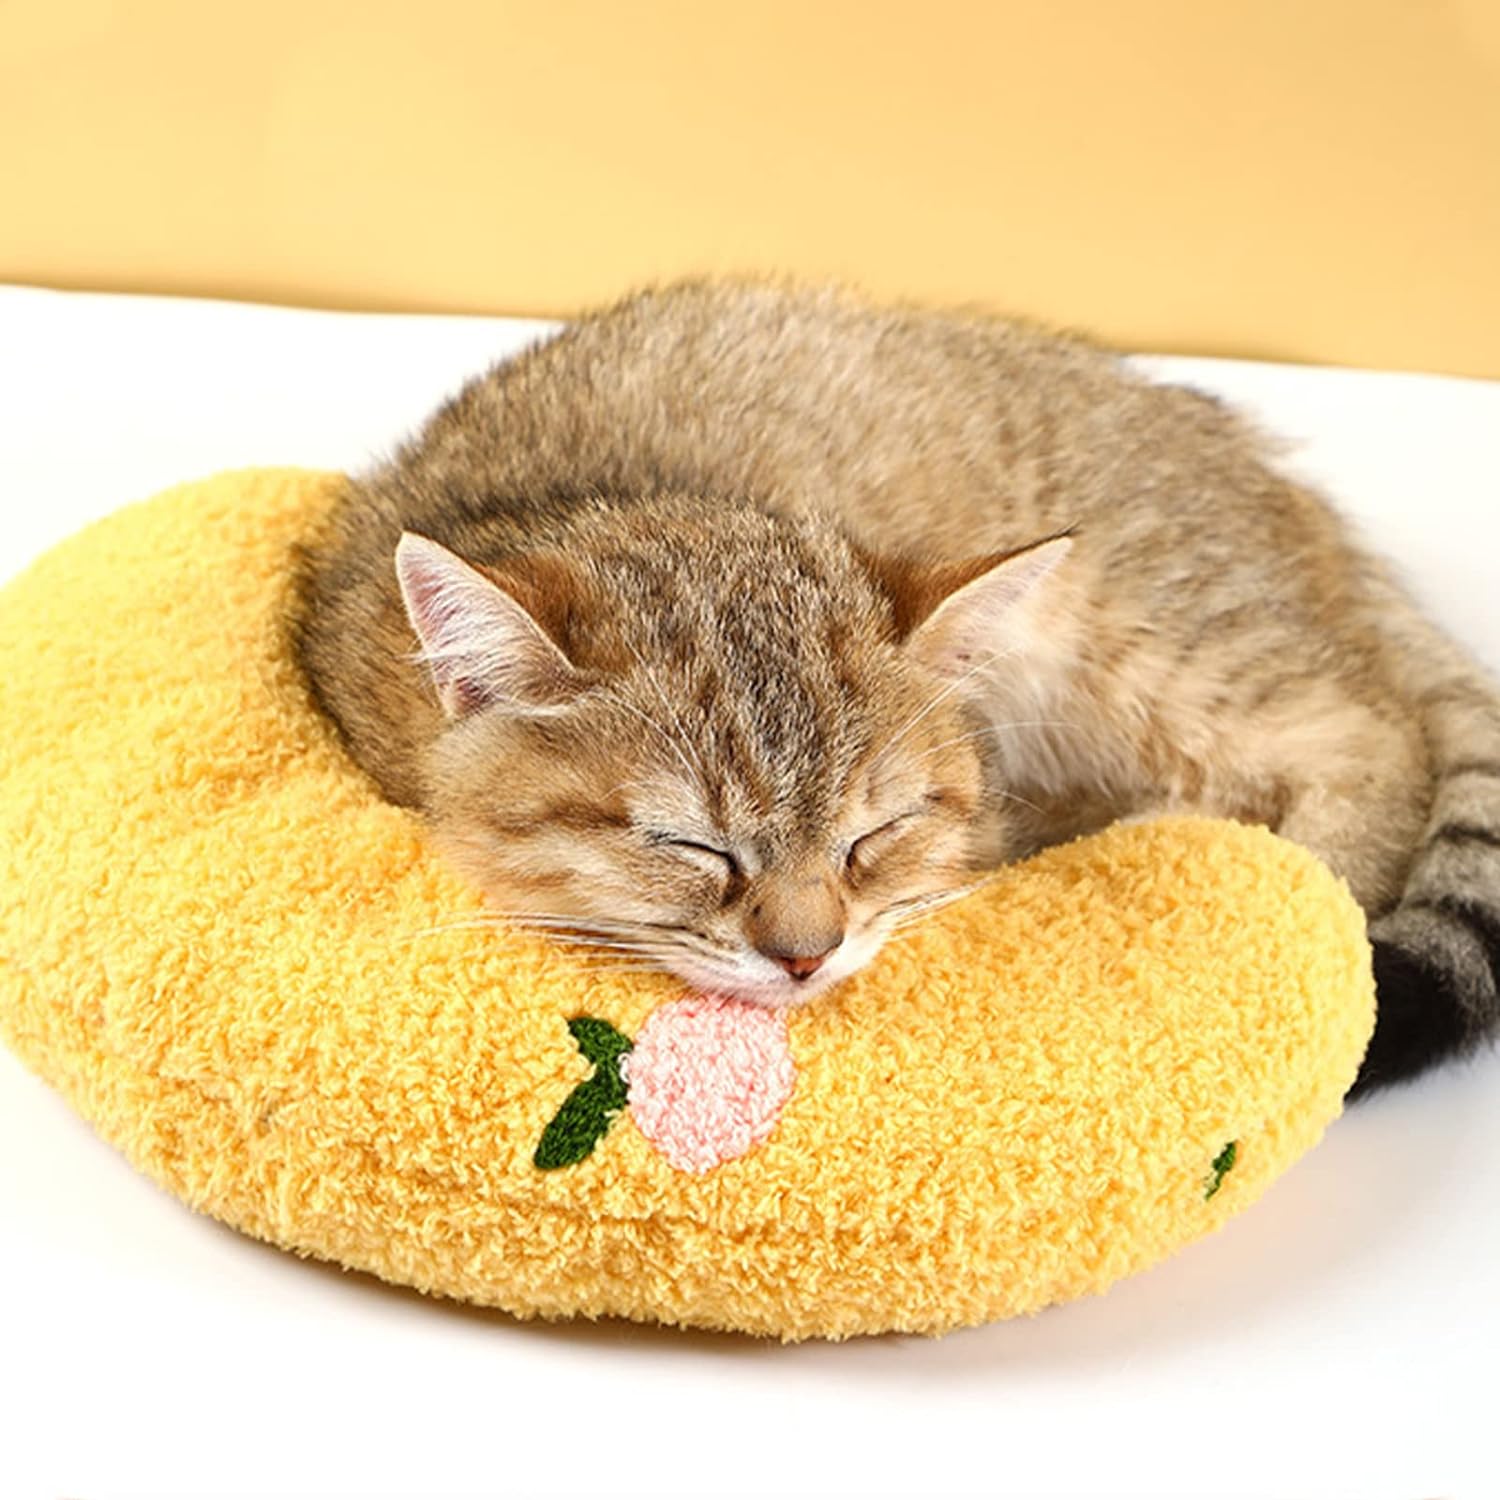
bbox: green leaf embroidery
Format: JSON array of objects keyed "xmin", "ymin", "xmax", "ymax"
[
  {"xmin": 1204, "ymin": 1140, "xmax": 1238, "ymax": 1200},
  {"xmin": 533, "ymin": 1017, "xmax": 634, "ymax": 1170}
]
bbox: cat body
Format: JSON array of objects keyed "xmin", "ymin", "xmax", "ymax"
[{"xmin": 297, "ymin": 279, "xmax": 1500, "ymax": 1093}]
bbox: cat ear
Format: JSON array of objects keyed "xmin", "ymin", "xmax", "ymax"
[
  {"xmin": 394, "ymin": 533, "xmax": 591, "ymax": 718},
  {"xmin": 872, "ymin": 533, "xmax": 1073, "ymax": 681}
]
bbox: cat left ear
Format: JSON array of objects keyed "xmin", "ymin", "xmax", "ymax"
[
  {"xmin": 869, "ymin": 533, "xmax": 1073, "ymax": 681},
  {"xmin": 394, "ymin": 533, "xmax": 591, "ymax": 718}
]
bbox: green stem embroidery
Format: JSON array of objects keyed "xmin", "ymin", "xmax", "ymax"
[
  {"xmin": 1204, "ymin": 1140, "xmax": 1238, "ymax": 1200},
  {"xmin": 533, "ymin": 1017, "xmax": 634, "ymax": 1170}
]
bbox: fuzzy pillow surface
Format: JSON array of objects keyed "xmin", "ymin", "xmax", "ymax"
[{"xmin": 0, "ymin": 470, "xmax": 1375, "ymax": 1339}]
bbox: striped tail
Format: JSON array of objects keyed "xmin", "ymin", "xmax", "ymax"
[{"xmin": 1351, "ymin": 583, "xmax": 1500, "ymax": 1096}]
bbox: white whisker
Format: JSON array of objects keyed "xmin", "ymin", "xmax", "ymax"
[
  {"xmin": 595, "ymin": 689, "xmax": 703, "ymax": 791},
  {"xmin": 867, "ymin": 646, "xmax": 1022, "ymax": 775},
  {"xmin": 499, "ymin": 912, "xmax": 664, "ymax": 936},
  {"xmin": 911, "ymin": 718, "xmax": 1087, "ymax": 764},
  {"xmin": 562, "ymin": 962, "xmax": 668, "ymax": 976},
  {"xmin": 619, "ymin": 635, "xmax": 709, "ymax": 782},
  {"xmin": 995, "ymin": 787, "xmax": 1045, "ymax": 815},
  {"xmin": 879, "ymin": 878, "xmax": 989, "ymax": 933}
]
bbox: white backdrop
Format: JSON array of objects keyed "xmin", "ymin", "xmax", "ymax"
[{"xmin": 1, "ymin": 286, "xmax": 1497, "ymax": 1500}]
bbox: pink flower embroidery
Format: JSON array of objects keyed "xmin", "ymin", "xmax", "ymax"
[
  {"xmin": 624, "ymin": 995, "xmax": 795, "ymax": 1172},
  {"xmin": 533, "ymin": 995, "xmax": 795, "ymax": 1173}
]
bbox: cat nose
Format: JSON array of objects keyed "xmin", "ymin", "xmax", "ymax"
[{"xmin": 767, "ymin": 947, "xmax": 836, "ymax": 981}]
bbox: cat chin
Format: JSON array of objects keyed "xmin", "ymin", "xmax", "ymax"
[
  {"xmin": 706, "ymin": 981, "xmax": 823, "ymax": 1012},
  {"xmin": 668, "ymin": 949, "xmax": 876, "ymax": 1011},
  {"xmin": 665, "ymin": 968, "xmax": 821, "ymax": 1010}
]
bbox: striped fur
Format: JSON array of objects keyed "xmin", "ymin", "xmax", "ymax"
[
  {"xmin": 297, "ymin": 278, "xmax": 1500, "ymax": 1091},
  {"xmin": 1351, "ymin": 582, "xmax": 1500, "ymax": 1092}
]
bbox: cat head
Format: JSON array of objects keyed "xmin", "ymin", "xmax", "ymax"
[{"xmin": 395, "ymin": 507, "xmax": 1068, "ymax": 1007}]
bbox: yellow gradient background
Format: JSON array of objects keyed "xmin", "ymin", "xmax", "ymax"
[{"xmin": 3, "ymin": 0, "xmax": 1498, "ymax": 375}]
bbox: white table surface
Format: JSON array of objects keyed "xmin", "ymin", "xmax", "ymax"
[{"xmin": 1, "ymin": 285, "xmax": 1497, "ymax": 1500}]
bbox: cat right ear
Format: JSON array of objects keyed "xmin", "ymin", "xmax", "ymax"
[
  {"xmin": 394, "ymin": 533, "xmax": 590, "ymax": 718},
  {"xmin": 860, "ymin": 532, "xmax": 1073, "ymax": 681}
]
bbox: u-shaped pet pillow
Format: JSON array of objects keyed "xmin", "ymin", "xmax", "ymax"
[{"xmin": 0, "ymin": 470, "xmax": 1374, "ymax": 1339}]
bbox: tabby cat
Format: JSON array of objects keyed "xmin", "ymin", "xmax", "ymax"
[{"xmin": 296, "ymin": 278, "xmax": 1500, "ymax": 1095}]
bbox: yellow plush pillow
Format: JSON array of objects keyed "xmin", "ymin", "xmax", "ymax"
[{"xmin": 0, "ymin": 470, "xmax": 1375, "ymax": 1339}]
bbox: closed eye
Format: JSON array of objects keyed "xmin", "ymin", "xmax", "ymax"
[
  {"xmin": 648, "ymin": 832, "xmax": 741, "ymax": 879},
  {"xmin": 845, "ymin": 812, "xmax": 919, "ymax": 872}
]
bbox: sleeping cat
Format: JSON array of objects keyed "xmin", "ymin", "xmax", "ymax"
[{"xmin": 296, "ymin": 278, "xmax": 1500, "ymax": 1096}]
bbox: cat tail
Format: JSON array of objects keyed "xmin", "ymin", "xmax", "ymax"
[{"xmin": 1352, "ymin": 577, "xmax": 1500, "ymax": 1096}]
